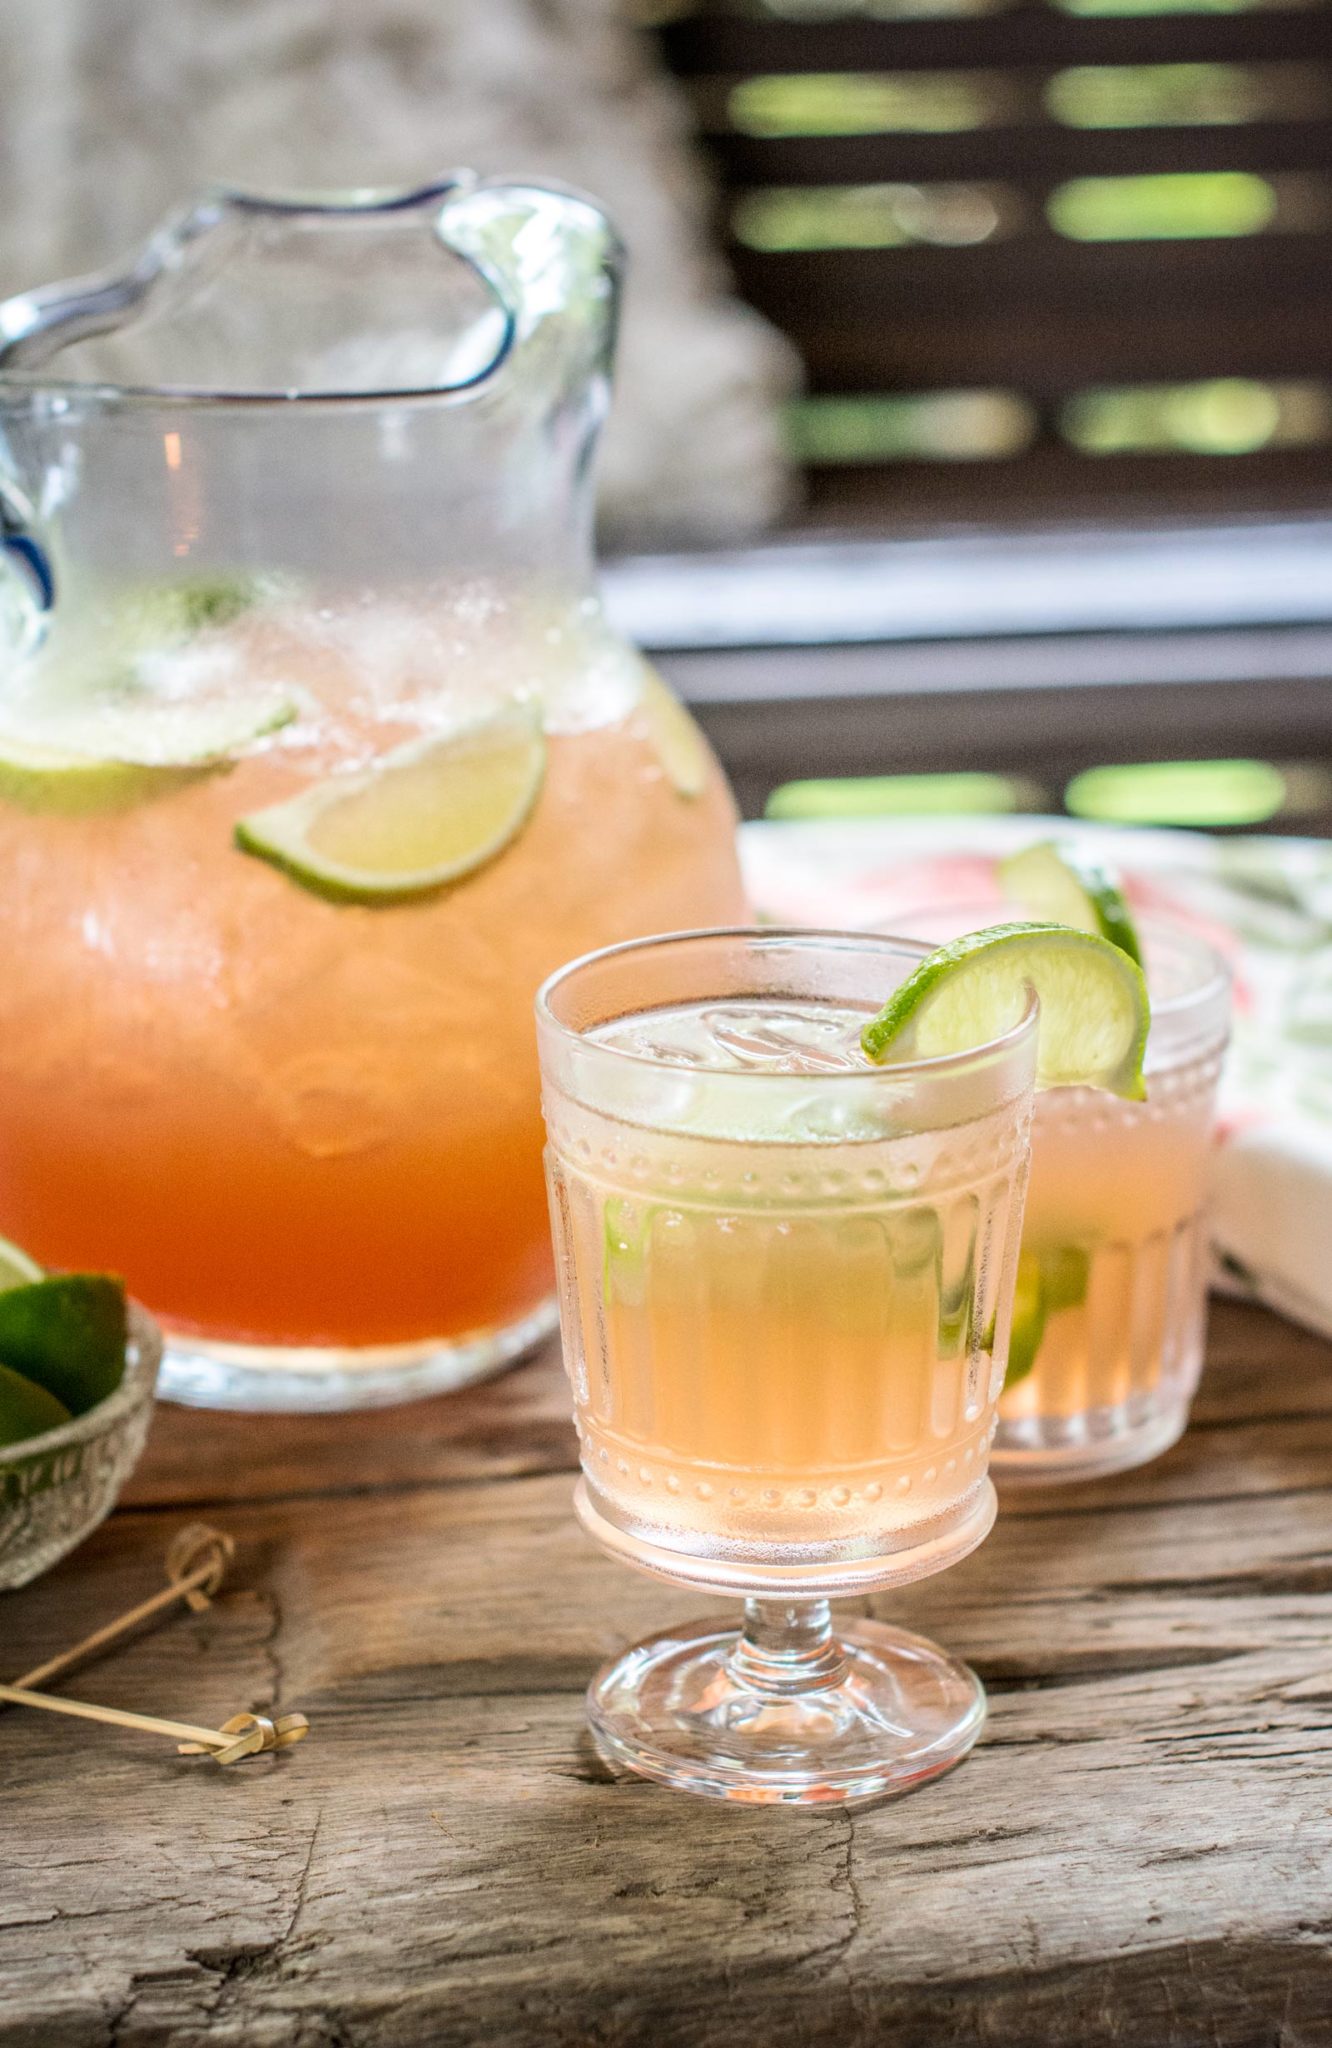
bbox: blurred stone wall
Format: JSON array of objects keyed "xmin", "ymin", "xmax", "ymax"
[{"xmin": 0, "ymin": 0, "xmax": 799, "ymax": 542}]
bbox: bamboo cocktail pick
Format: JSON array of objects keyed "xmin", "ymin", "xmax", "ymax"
[
  {"xmin": 14, "ymin": 1523, "xmax": 236, "ymax": 1693},
  {"xmin": 5, "ymin": 1522, "xmax": 310, "ymax": 1765},
  {"xmin": 0, "ymin": 1685, "xmax": 309, "ymax": 1764}
]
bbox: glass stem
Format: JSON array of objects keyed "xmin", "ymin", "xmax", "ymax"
[{"xmin": 726, "ymin": 1598, "xmax": 849, "ymax": 1696}]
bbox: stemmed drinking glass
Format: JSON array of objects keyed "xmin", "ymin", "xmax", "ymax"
[{"xmin": 537, "ymin": 928, "xmax": 1038, "ymax": 1805}]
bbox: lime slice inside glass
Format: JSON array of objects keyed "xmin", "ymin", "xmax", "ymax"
[
  {"xmin": 1001, "ymin": 1245, "xmax": 1091, "ymax": 1393},
  {"xmin": 861, "ymin": 921, "xmax": 1149, "ymax": 1098},
  {"xmin": 1041, "ymin": 1243, "xmax": 1091, "ymax": 1314},
  {"xmin": 235, "ymin": 703, "xmax": 547, "ymax": 902},
  {"xmin": 0, "ymin": 1362, "xmax": 72, "ymax": 1447},
  {"xmin": 999, "ymin": 840, "xmax": 1142, "ymax": 966},
  {"xmin": 1003, "ymin": 1253, "xmax": 1047, "ymax": 1391}
]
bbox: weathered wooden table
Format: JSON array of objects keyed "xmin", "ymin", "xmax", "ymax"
[{"xmin": 5, "ymin": 1299, "xmax": 1332, "ymax": 2047}]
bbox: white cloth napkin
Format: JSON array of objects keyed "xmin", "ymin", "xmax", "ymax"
[{"xmin": 740, "ymin": 815, "xmax": 1332, "ymax": 1341}]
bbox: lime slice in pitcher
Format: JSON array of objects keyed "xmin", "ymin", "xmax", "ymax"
[
  {"xmin": 639, "ymin": 670, "xmax": 710, "ymax": 799},
  {"xmin": 0, "ymin": 691, "xmax": 298, "ymax": 769},
  {"xmin": 235, "ymin": 703, "xmax": 547, "ymax": 902},
  {"xmin": 861, "ymin": 922, "xmax": 1149, "ymax": 1098},
  {"xmin": 0, "ymin": 733, "xmax": 166, "ymax": 813},
  {"xmin": 0, "ymin": 692, "xmax": 298, "ymax": 812},
  {"xmin": 999, "ymin": 840, "xmax": 1142, "ymax": 966}
]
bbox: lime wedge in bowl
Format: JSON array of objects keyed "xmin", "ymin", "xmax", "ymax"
[
  {"xmin": 999, "ymin": 840, "xmax": 1142, "ymax": 966},
  {"xmin": 862, "ymin": 921, "xmax": 1149, "ymax": 1099},
  {"xmin": 0, "ymin": 1274, "xmax": 130, "ymax": 1416},
  {"xmin": 0, "ymin": 1232, "xmax": 43, "ymax": 1292},
  {"xmin": 235, "ymin": 702, "xmax": 546, "ymax": 903},
  {"xmin": 0, "ymin": 1363, "xmax": 72, "ymax": 1448}
]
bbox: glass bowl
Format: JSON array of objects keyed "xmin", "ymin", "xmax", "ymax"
[{"xmin": 0, "ymin": 1304, "xmax": 162, "ymax": 1590}]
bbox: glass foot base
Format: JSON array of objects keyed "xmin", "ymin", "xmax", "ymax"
[
  {"xmin": 588, "ymin": 1613, "xmax": 986, "ymax": 1807},
  {"xmin": 992, "ymin": 1397, "xmax": 1190, "ymax": 1485},
  {"xmin": 157, "ymin": 1297, "xmax": 558, "ymax": 1412}
]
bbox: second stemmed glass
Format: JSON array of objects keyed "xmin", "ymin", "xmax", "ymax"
[{"xmin": 537, "ymin": 928, "xmax": 1038, "ymax": 1806}]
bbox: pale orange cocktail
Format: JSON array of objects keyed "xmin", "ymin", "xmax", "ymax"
[
  {"xmin": 549, "ymin": 994, "xmax": 1024, "ymax": 1559},
  {"xmin": 996, "ymin": 919, "xmax": 1230, "ymax": 1476},
  {"xmin": 537, "ymin": 928, "xmax": 1038, "ymax": 1804},
  {"xmin": 890, "ymin": 899, "xmax": 1230, "ymax": 1478}
]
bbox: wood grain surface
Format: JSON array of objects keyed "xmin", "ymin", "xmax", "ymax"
[{"xmin": 4, "ymin": 1299, "xmax": 1332, "ymax": 2048}]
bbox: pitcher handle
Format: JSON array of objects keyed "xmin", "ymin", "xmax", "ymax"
[
  {"xmin": 0, "ymin": 473, "xmax": 54, "ymax": 644},
  {"xmin": 0, "ymin": 175, "xmax": 618, "ymax": 410},
  {"xmin": 435, "ymin": 179, "xmax": 621, "ymax": 373},
  {"xmin": 0, "ymin": 178, "xmax": 523, "ymax": 403},
  {"xmin": 216, "ymin": 178, "xmax": 522, "ymax": 395}
]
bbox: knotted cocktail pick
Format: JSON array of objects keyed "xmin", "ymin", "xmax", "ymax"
[
  {"xmin": 4, "ymin": 1523, "xmax": 310, "ymax": 1765},
  {"xmin": 0, "ymin": 1684, "xmax": 309, "ymax": 1763},
  {"xmin": 14, "ymin": 1523, "xmax": 236, "ymax": 1692},
  {"xmin": 179, "ymin": 1711, "xmax": 311, "ymax": 1763}
]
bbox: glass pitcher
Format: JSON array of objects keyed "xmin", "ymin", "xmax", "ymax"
[{"xmin": 0, "ymin": 175, "xmax": 747, "ymax": 1412}]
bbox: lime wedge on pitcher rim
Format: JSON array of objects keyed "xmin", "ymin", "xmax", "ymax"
[
  {"xmin": 235, "ymin": 702, "xmax": 546, "ymax": 903},
  {"xmin": 861, "ymin": 922, "xmax": 1149, "ymax": 1098},
  {"xmin": 999, "ymin": 840, "xmax": 1142, "ymax": 967}
]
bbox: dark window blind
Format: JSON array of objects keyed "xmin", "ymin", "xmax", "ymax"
[{"xmin": 650, "ymin": 0, "xmax": 1332, "ymax": 520}]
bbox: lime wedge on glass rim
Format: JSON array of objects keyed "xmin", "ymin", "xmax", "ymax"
[
  {"xmin": 861, "ymin": 921, "xmax": 1149, "ymax": 1099},
  {"xmin": 235, "ymin": 702, "xmax": 547, "ymax": 903},
  {"xmin": 999, "ymin": 840, "xmax": 1142, "ymax": 966}
]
